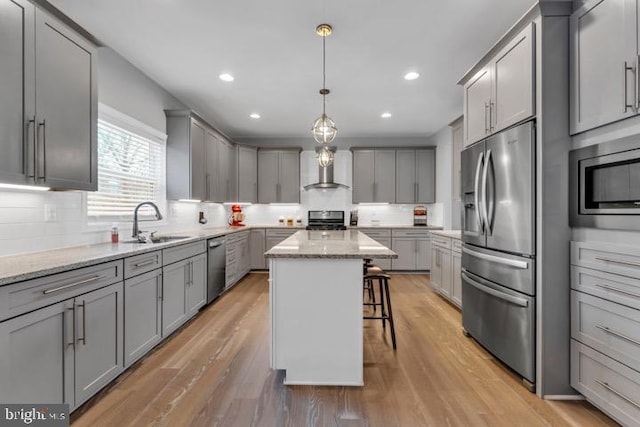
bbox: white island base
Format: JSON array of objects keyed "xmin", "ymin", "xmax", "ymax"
[{"xmin": 269, "ymin": 257, "xmax": 363, "ymax": 386}]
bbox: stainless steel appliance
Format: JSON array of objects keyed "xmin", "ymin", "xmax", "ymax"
[
  {"xmin": 461, "ymin": 120, "xmax": 536, "ymax": 389},
  {"xmin": 306, "ymin": 210, "xmax": 347, "ymax": 230},
  {"xmin": 207, "ymin": 237, "xmax": 226, "ymax": 304},
  {"xmin": 413, "ymin": 205, "xmax": 427, "ymax": 226},
  {"xmin": 570, "ymin": 134, "xmax": 640, "ymax": 230}
]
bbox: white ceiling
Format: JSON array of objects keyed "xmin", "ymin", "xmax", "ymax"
[{"xmin": 49, "ymin": 0, "xmax": 535, "ymax": 139}]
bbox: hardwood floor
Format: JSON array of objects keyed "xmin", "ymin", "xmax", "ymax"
[{"xmin": 71, "ymin": 273, "xmax": 617, "ymax": 427}]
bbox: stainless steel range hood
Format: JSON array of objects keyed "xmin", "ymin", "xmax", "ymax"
[{"xmin": 304, "ymin": 147, "xmax": 349, "ymax": 190}]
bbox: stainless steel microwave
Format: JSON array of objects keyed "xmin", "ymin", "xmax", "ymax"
[{"xmin": 570, "ymin": 135, "xmax": 640, "ymax": 230}]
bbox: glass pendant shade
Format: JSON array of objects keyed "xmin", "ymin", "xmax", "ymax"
[
  {"xmin": 312, "ymin": 114, "xmax": 337, "ymax": 144},
  {"xmin": 317, "ymin": 146, "xmax": 334, "ymax": 167}
]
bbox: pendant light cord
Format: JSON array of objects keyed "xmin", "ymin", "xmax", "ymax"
[{"xmin": 322, "ymin": 33, "xmax": 326, "ymax": 116}]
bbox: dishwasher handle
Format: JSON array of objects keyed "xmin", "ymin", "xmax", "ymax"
[{"xmin": 209, "ymin": 240, "xmax": 225, "ymax": 248}]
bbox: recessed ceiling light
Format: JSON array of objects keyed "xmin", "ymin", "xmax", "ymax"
[
  {"xmin": 250, "ymin": 113, "xmax": 261, "ymax": 119},
  {"xmin": 219, "ymin": 73, "xmax": 234, "ymax": 82},
  {"xmin": 404, "ymin": 71, "xmax": 420, "ymax": 80},
  {"xmin": 381, "ymin": 112, "xmax": 392, "ymax": 118}
]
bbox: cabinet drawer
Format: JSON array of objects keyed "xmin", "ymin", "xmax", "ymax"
[
  {"xmin": 431, "ymin": 235, "xmax": 451, "ymax": 249},
  {"xmin": 227, "ymin": 230, "xmax": 249, "ymax": 244},
  {"xmin": 392, "ymin": 229, "xmax": 431, "ymax": 238},
  {"xmin": 571, "ymin": 241, "xmax": 640, "ymax": 279},
  {"xmin": 163, "ymin": 241, "xmax": 206, "ymax": 265},
  {"xmin": 0, "ymin": 260, "xmax": 123, "ymax": 322},
  {"xmin": 571, "ymin": 340, "xmax": 640, "ymax": 427},
  {"xmin": 452, "ymin": 239, "xmax": 462, "ymax": 253},
  {"xmin": 572, "ymin": 266, "xmax": 640, "ymax": 311},
  {"xmin": 124, "ymin": 251, "xmax": 162, "ymax": 279},
  {"xmin": 358, "ymin": 228, "xmax": 391, "ymax": 238},
  {"xmin": 572, "ymin": 291, "xmax": 640, "ymax": 371}
]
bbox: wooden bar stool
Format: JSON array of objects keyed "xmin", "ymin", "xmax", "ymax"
[
  {"xmin": 363, "ymin": 258, "xmax": 376, "ymax": 308},
  {"xmin": 363, "ymin": 266, "xmax": 397, "ymax": 350}
]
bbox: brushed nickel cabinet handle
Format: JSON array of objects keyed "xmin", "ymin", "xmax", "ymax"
[
  {"xmin": 25, "ymin": 118, "xmax": 35, "ymax": 178},
  {"xmin": 77, "ymin": 300, "xmax": 86, "ymax": 345},
  {"xmin": 596, "ymin": 325, "xmax": 640, "ymax": 347},
  {"xmin": 596, "ymin": 283, "xmax": 640, "ymax": 299},
  {"xmin": 636, "ymin": 55, "xmax": 639, "ymax": 111},
  {"xmin": 624, "ymin": 61, "xmax": 634, "ymax": 112},
  {"xmin": 43, "ymin": 275, "xmax": 104, "ymax": 294},
  {"xmin": 157, "ymin": 276, "xmax": 163, "ymax": 300},
  {"xmin": 489, "ymin": 101, "xmax": 495, "ymax": 131},
  {"xmin": 595, "ymin": 380, "xmax": 640, "ymax": 409},
  {"xmin": 595, "ymin": 256, "xmax": 640, "ymax": 268},
  {"xmin": 484, "ymin": 102, "xmax": 489, "ymax": 133},
  {"xmin": 134, "ymin": 259, "xmax": 156, "ymax": 268},
  {"xmin": 37, "ymin": 120, "xmax": 46, "ymax": 181},
  {"xmin": 66, "ymin": 306, "xmax": 75, "ymax": 348}
]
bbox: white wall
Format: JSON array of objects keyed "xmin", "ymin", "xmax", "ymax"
[{"xmin": 427, "ymin": 125, "xmax": 453, "ymax": 229}]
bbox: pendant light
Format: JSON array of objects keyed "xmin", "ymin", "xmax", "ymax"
[
  {"xmin": 311, "ymin": 23, "xmax": 337, "ymax": 145},
  {"xmin": 317, "ymin": 146, "xmax": 334, "ymax": 167}
]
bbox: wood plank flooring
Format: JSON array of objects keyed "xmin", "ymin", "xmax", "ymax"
[{"xmin": 71, "ymin": 273, "xmax": 618, "ymax": 427}]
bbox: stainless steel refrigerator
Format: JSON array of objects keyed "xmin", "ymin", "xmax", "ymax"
[{"xmin": 461, "ymin": 120, "xmax": 536, "ymax": 388}]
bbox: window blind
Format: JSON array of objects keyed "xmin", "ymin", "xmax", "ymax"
[{"xmin": 87, "ymin": 119, "xmax": 165, "ymax": 218}]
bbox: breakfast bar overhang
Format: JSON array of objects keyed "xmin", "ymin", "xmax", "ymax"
[{"xmin": 265, "ymin": 229, "xmax": 397, "ymax": 386}]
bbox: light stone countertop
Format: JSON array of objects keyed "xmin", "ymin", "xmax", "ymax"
[
  {"xmin": 351, "ymin": 225, "xmax": 443, "ymax": 230},
  {"xmin": 429, "ymin": 230, "xmax": 462, "ymax": 240},
  {"xmin": 264, "ymin": 230, "xmax": 397, "ymax": 259}
]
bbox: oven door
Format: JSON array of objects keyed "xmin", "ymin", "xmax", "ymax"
[{"xmin": 461, "ymin": 270, "xmax": 535, "ymax": 383}]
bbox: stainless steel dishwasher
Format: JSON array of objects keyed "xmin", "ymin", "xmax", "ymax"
[{"xmin": 207, "ymin": 237, "xmax": 226, "ymax": 304}]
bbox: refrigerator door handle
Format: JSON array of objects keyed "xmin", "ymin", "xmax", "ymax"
[
  {"xmin": 462, "ymin": 272, "xmax": 529, "ymax": 307},
  {"xmin": 474, "ymin": 152, "xmax": 485, "ymax": 232},
  {"xmin": 485, "ymin": 149, "xmax": 495, "ymax": 234},
  {"xmin": 481, "ymin": 149, "xmax": 492, "ymax": 234},
  {"xmin": 462, "ymin": 246, "xmax": 529, "ymax": 269}
]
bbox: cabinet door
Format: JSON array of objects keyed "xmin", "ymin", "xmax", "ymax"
[
  {"xmin": 74, "ymin": 282, "xmax": 123, "ymax": 406},
  {"xmin": 416, "ymin": 238, "xmax": 431, "ymax": 270},
  {"xmin": 464, "ymin": 67, "xmax": 492, "ymax": 146},
  {"xmin": 124, "ymin": 270, "xmax": 162, "ymax": 367},
  {"xmin": 205, "ymin": 131, "xmax": 219, "ymax": 201},
  {"xmin": 395, "ymin": 149, "xmax": 416, "ymax": 203},
  {"xmin": 352, "ymin": 150, "xmax": 375, "ymax": 203},
  {"xmin": 162, "ymin": 260, "xmax": 188, "ymax": 336},
  {"xmin": 189, "ymin": 120, "xmax": 207, "ymax": 201},
  {"xmin": 278, "ymin": 151, "xmax": 300, "ymax": 203},
  {"xmin": 439, "ymin": 249, "xmax": 453, "ymax": 299},
  {"xmin": 0, "ymin": 300, "xmax": 74, "ymax": 406},
  {"xmin": 0, "ymin": 0, "xmax": 35, "ymax": 186},
  {"xmin": 451, "ymin": 120, "xmax": 463, "ymax": 202},
  {"xmin": 416, "ymin": 149, "xmax": 436, "ymax": 203},
  {"xmin": 374, "ymin": 150, "xmax": 396, "ymax": 203},
  {"xmin": 430, "ymin": 247, "xmax": 442, "ymax": 291},
  {"xmin": 452, "ymin": 253, "xmax": 462, "ymax": 307},
  {"xmin": 219, "ymin": 139, "xmax": 237, "ymax": 202},
  {"xmin": 35, "ymin": 9, "xmax": 97, "ymax": 190},
  {"xmin": 250, "ymin": 229, "xmax": 266, "ymax": 269},
  {"xmin": 493, "ymin": 23, "xmax": 535, "ymax": 133},
  {"xmin": 258, "ymin": 150, "xmax": 279, "ymax": 203},
  {"xmin": 238, "ymin": 146, "xmax": 257, "ymax": 203},
  {"xmin": 391, "ymin": 238, "xmax": 415, "ymax": 270},
  {"xmin": 187, "ymin": 253, "xmax": 207, "ymax": 316},
  {"xmin": 570, "ymin": 0, "xmax": 637, "ymax": 134}
]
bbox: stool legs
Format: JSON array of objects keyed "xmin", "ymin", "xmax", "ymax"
[
  {"xmin": 383, "ymin": 278, "xmax": 396, "ymax": 349},
  {"xmin": 363, "ymin": 274, "xmax": 396, "ymax": 350}
]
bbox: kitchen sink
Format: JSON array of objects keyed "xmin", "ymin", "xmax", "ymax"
[{"xmin": 122, "ymin": 235, "xmax": 193, "ymax": 244}]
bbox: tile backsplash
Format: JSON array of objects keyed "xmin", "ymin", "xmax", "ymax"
[{"xmin": 0, "ymin": 149, "xmax": 443, "ymax": 257}]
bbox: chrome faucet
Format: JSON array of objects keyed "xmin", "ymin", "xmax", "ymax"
[{"xmin": 132, "ymin": 201, "xmax": 164, "ymax": 242}]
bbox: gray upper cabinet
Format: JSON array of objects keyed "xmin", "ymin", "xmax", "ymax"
[
  {"xmin": 0, "ymin": 3, "xmax": 97, "ymax": 190},
  {"xmin": 396, "ymin": 149, "xmax": 435, "ymax": 204},
  {"xmin": 570, "ymin": 0, "xmax": 638, "ymax": 134},
  {"xmin": 257, "ymin": 149, "xmax": 300, "ymax": 204},
  {"xmin": 351, "ymin": 149, "xmax": 396, "ymax": 203},
  {"xmin": 218, "ymin": 137, "xmax": 238, "ymax": 202},
  {"xmin": 463, "ymin": 23, "xmax": 535, "ymax": 146},
  {"xmin": 237, "ymin": 145, "xmax": 258, "ymax": 203},
  {"xmin": 205, "ymin": 130, "xmax": 219, "ymax": 202},
  {"xmin": 0, "ymin": 0, "xmax": 34, "ymax": 186},
  {"xmin": 166, "ymin": 111, "xmax": 208, "ymax": 201}
]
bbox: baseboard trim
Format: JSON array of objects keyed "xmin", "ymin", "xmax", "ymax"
[{"xmin": 543, "ymin": 395, "xmax": 585, "ymax": 401}]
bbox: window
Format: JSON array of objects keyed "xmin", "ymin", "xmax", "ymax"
[{"xmin": 87, "ymin": 106, "xmax": 166, "ymax": 219}]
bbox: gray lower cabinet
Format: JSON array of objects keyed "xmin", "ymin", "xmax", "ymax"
[
  {"xmin": 237, "ymin": 145, "xmax": 258, "ymax": 203},
  {"xmin": 430, "ymin": 246, "xmax": 442, "ymax": 292},
  {"xmin": 186, "ymin": 253, "xmax": 207, "ymax": 316},
  {"xmin": 390, "ymin": 229, "xmax": 431, "ymax": 271},
  {"xmin": 226, "ymin": 231, "xmax": 250, "ymax": 288},
  {"xmin": 0, "ymin": 281, "xmax": 124, "ymax": 409},
  {"xmin": 430, "ymin": 234, "xmax": 461, "ymax": 308},
  {"xmin": 124, "ymin": 269, "xmax": 162, "ymax": 367},
  {"xmin": 396, "ymin": 149, "xmax": 436, "ymax": 204},
  {"xmin": 0, "ymin": 2, "xmax": 97, "ymax": 190},
  {"xmin": 265, "ymin": 229, "xmax": 298, "ymax": 253},
  {"xmin": 162, "ymin": 258, "xmax": 189, "ymax": 336},
  {"xmin": 436, "ymin": 247, "xmax": 452, "ymax": 299},
  {"xmin": 257, "ymin": 149, "xmax": 301, "ymax": 203},
  {"xmin": 250, "ymin": 228, "xmax": 266, "ymax": 269},
  {"xmin": 452, "ymin": 250, "xmax": 462, "ymax": 307}
]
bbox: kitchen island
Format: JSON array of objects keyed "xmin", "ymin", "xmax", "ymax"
[{"xmin": 265, "ymin": 230, "xmax": 397, "ymax": 386}]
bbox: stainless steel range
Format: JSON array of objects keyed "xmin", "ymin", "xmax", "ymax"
[
  {"xmin": 306, "ymin": 210, "xmax": 347, "ymax": 230},
  {"xmin": 461, "ymin": 120, "xmax": 536, "ymax": 390}
]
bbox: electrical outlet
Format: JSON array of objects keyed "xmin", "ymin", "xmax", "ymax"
[{"xmin": 44, "ymin": 204, "xmax": 57, "ymax": 222}]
